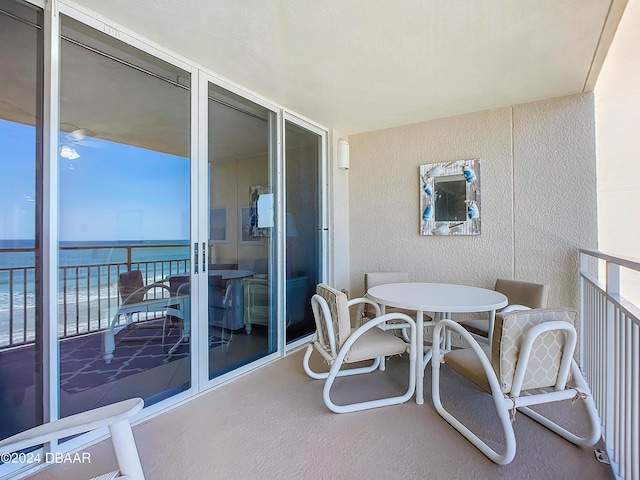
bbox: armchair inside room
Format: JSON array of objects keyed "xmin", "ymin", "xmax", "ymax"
[
  {"xmin": 303, "ymin": 283, "xmax": 417, "ymax": 413},
  {"xmin": 103, "ymin": 270, "xmax": 172, "ymax": 364},
  {"xmin": 431, "ymin": 307, "xmax": 600, "ymax": 465},
  {"xmin": 0, "ymin": 398, "xmax": 146, "ymax": 480},
  {"xmin": 458, "ymin": 278, "xmax": 550, "ymax": 344},
  {"xmin": 242, "ymin": 276, "xmax": 309, "ymax": 334},
  {"xmin": 243, "ymin": 276, "xmax": 268, "ymax": 334}
]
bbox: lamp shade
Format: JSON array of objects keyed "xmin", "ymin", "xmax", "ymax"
[{"xmin": 337, "ymin": 138, "xmax": 349, "ymax": 169}]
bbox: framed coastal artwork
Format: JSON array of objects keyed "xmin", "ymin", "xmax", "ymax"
[
  {"xmin": 210, "ymin": 206, "xmax": 228, "ymax": 243},
  {"xmin": 419, "ymin": 158, "xmax": 481, "ymax": 236},
  {"xmin": 239, "ymin": 205, "xmax": 263, "ymax": 245}
]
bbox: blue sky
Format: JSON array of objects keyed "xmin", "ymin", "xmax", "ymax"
[{"xmin": 0, "ymin": 119, "xmax": 190, "ymax": 242}]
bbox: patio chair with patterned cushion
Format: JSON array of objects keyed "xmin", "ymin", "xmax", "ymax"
[
  {"xmin": 303, "ymin": 283, "xmax": 417, "ymax": 413},
  {"xmin": 458, "ymin": 278, "xmax": 550, "ymax": 344},
  {"xmin": 431, "ymin": 307, "xmax": 600, "ymax": 465},
  {"xmin": 0, "ymin": 398, "xmax": 146, "ymax": 480}
]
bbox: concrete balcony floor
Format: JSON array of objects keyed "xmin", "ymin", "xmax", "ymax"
[{"xmin": 23, "ymin": 347, "xmax": 614, "ymax": 480}]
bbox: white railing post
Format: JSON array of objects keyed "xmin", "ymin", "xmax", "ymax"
[
  {"xmin": 606, "ymin": 260, "xmax": 620, "ymax": 460},
  {"xmin": 579, "ymin": 251, "xmax": 588, "ymax": 369},
  {"xmin": 579, "ymin": 248, "xmax": 640, "ymax": 480}
]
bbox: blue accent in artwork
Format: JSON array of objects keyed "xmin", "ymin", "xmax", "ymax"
[
  {"xmin": 422, "ymin": 204, "xmax": 433, "ymax": 221},
  {"xmin": 423, "ymin": 183, "xmax": 432, "ymax": 196},
  {"xmin": 467, "ymin": 201, "xmax": 479, "ymax": 219},
  {"xmin": 463, "ymin": 165, "xmax": 476, "ymax": 183}
]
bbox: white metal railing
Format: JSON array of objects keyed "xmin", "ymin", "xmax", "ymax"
[{"xmin": 579, "ymin": 248, "xmax": 640, "ymax": 480}]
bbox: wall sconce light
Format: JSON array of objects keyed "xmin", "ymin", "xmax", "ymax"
[{"xmin": 337, "ymin": 138, "xmax": 349, "ymax": 170}]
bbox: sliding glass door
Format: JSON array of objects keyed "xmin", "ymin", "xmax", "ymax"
[
  {"xmin": 205, "ymin": 82, "xmax": 277, "ymax": 380},
  {"xmin": 284, "ymin": 119, "xmax": 324, "ymax": 344},
  {"xmin": 57, "ymin": 15, "xmax": 192, "ymax": 416},
  {"xmin": 0, "ymin": 5, "xmax": 328, "ymax": 473},
  {"xmin": 0, "ymin": 0, "xmax": 44, "ymax": 443}
]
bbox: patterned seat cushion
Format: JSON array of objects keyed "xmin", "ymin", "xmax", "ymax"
[
  {"xmin": 316, "ymin": 284, "xmax": 352, "ymax": 350},
  {"xmin": 491, "ymin": 307, "xmax": 577, "ymax": 394}
]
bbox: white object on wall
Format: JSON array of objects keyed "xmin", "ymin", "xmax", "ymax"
[
  {"xmin": 257, "ymin": 193, "xmax": 274, "ymax": 228},
  {"xmin": 337, "ymin": 138, "xmax": 350, "ymax": 169}
]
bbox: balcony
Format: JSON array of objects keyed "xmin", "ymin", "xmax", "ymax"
[
  {"xmin": 0, "ymin": 248, "xmax": 635, "ymax": 479},
  {"xmin": 1, "ymin": 0, "xmax": 637, "ymax": 478}
]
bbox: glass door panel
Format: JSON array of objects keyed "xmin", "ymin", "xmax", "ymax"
[
  {"xmin": 58, "ymin": 15, "xmax": 191, "ymax": 417},
  {"xmin": 284, "ymin": 121, "xmax": 322, "ymax": 343},
  {"xmin": 0, "ymin": 0, "xmax": 44, "ymax": 443},
  {"xmin": 206, "ymin": 83, "xmax": 275, "ymax": 379}
]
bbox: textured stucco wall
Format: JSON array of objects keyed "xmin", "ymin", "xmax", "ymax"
[{"xmin": 348, "ymin": 93, "xmax": 597, "ymax": 309}]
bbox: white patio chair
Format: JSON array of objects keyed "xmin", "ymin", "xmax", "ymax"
[
  {"xmin": 431, "ymin": 307, "xmax": 600, "ymax": 465},
  {"xmin": 0, "ymin": 398, "xmax": 145, "ymax": 480},
  {"xmin": 104, "ymin": 270, "xmax": 172, "ymax": 363},
  {"xmin": 303, "ymin": 283, "xmax": 417, "ymax": 413},
  {"xmin": 163, "ymin": 281, "xmax": 189, "ymax": 359},
  {"xmin": 358, "ymin": 272, "xmax": 411, "ymax": 324},
  {"xmin": 458, "ymin": 278, "xmax": 550, "ymax": 344},
  {"xmin": 361, "ymin": 272, "xmax": 433, "ymax": 343}
]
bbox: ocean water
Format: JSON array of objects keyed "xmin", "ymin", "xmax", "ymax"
[{"xmin": 0, "ymin": 241, "xmax": 189, "ymax": 346}]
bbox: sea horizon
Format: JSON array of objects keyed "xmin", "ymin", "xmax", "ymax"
[
  {"xmin": 0, "ymin": 239, "xmax": 190, "ymax": 249},
  {"xmin": 1, "ymin": 242, "xmax": 191, "ymax": 346}
]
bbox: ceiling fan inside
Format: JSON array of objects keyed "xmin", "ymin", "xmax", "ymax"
[{"xmin": 59, "ymin": 125, "xmax": 98, "ymax": 160}]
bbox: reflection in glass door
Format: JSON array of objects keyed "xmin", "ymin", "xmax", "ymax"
[
  {"xmin": 0, "ymin": 0, "xmax": 44, "ymax": 443},
  {"xmin": 284, "ymin": 120, "xmax": 322, "ymax": 344},
  {"xmin": 206, "ymin": 83, "xmax": 276, "ymax": 379},
  {"xmin": 57, "ymin": 16, "xmax": 192, "ymax": 417}
]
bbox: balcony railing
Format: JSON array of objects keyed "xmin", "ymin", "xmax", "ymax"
[
  {"xmin": 580, "ymin": 248, "xmax": 640, "ymax": 480},
  {"xmin": 0, "ymin": 243, "xmax": 190, "ymax": 349}
]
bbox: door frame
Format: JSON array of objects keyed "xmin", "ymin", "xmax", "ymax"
[
  {"xmin": 196, "ymin": 72, "xmax": 284, "ymax": 392},
  {"xmin": 282, "ymin": 113, "xmax": 329, "ymax": 352}
]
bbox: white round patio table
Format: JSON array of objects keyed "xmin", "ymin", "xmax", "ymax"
[{"xmin": 367, "ymin": 282, "xmax": 508, "ymax": 405}]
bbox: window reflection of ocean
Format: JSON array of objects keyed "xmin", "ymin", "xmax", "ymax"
[{"xmin": 0, "ymin": 243, "xmax": 189, "ymax": 345}]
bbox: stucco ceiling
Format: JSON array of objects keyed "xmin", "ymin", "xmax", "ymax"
[{"xmin": 66, "ymin": 0, "xmax": 627, "ymax": 135}]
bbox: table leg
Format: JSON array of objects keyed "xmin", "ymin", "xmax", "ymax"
[
  {"xmin": 444, "ymin": 311, "xmax": 452, "ymax": 350},
  {"xmin": 488, "ymin": 309, "xmax": 496, "ymax": 348},
  {"xmin": 416, "ymin": 310, "xmax": 424, "ymax": 404},
  {"xmin": 380, "ymin": 304, "xmax": 386, "ymax": 371},
  {"xmin": 415, "ymin": 310, "xmax": 438, "ymax": 405}
]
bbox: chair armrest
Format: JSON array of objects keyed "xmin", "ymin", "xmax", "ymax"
[
  {"xmin": 348, "ymin": 297, "xmax": 381, "ymax": 321},
  {"xmin": 122, "ymin": 284, "xmax": 170, "ymax": 305},
  {"xmin": 501, "ymin": 304, "xmax": 531, "ymax": 313},
  {"xmin": 347, "ymin": 312, "xmax": 416, "ymax": 343},
  {"xmin": 0, "ymin": 398, "xmax": 144, "ymax": 454}
]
